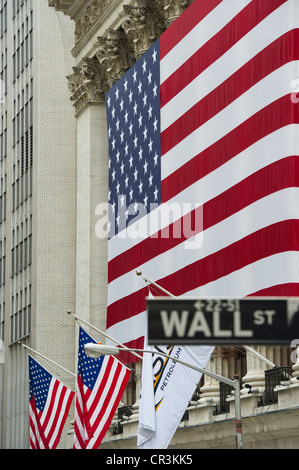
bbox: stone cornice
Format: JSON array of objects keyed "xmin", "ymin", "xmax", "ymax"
[
  {"xmin": 74, "ymin": 0, "xmax": 112, "ymax": 45},
  {"xmin": 48, "ymin": 0, "xmax": 76, "ymax": 15},
  {"xmin": 60, "ymin": 0, "xmax": 194, "ymax": 115},
  {"xmin": 49, "ymin": 1, "xmax": 194, "ymax": 51}
]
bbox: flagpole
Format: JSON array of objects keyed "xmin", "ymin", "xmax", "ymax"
[
  {"xmin": 20, "ymin": 343, "xmax": 77, "ymax": 378},
  {"xmin": 72, "ymin": 314, "xmax": 143, "ymax": 361},
  {"xmin": 243, "ymin": 345, "xmax": 275, "ymax": 368},
  {"xmin": 136, "ymin": 271, "xmax": 176, "ymax": 298},
  {"xmin": 85, "ymin": 342, "xmax": 244, "ymax": 449}
]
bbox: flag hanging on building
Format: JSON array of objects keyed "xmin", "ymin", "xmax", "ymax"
[
  {"xmin": 29, "ymin": 355, "xmax": 75, "ymax": 449},
  {"xmin": 73, "ymin": 327, "xmax": 131, "ymax": 449},
  {"xmin": 105, "ymin": 0, "xmax": 299, "ymax": 363},
  {"xmin": 137, "ymin": 292, "xmax": 213, "ymax": 449}
]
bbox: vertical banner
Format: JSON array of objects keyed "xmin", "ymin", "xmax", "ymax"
[{"xmin": 138, "ymin": 330, "xmax": 213, "ymax": 449}]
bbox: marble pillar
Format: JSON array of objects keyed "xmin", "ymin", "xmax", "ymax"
[
  {"xmin": 241, "ymin": 346, "xmax": 278, "ymax": 393},
  {"xmin": 76, "ymin": 102, "xmax": 109, "ymax": 335}
]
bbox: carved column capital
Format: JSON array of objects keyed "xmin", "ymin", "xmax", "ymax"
[
  {"xmin": 120, "ymin": 0, "xmax": 164, "ymax": 60},
  {"xmin": 66, "ymin": 57, "xmax": 106, "ymax": 115},
  {"xmin": 156, "ymin": 0, "xmax": 193, "ymax": 27},
  {"xmin": 94, "ymin": 29, "xmax": 135, "ymax": 89}
]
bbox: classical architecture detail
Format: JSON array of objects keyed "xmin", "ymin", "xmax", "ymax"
[
  {"xmin": 156, "ymin": 0, "xmax": 194, "ymax": 27},
  {"xmin": 74, "ymin": 0, "xmax": 111, "ymax": 44},
  {"xmin": 67, "ymin": 66, "xmax": 89, "ymax": 115},
  {"xmin": 67, "ymin": 57, "xmax": 106, "ymax": 115},
  {"xmin": 120, "ymin": 0, "xmax": 165, "ymax": 60},
  {"xmin": 48, "ymin": 0, "xmax": 75, "ymax": 14},
  {"xmin": 94, "ymin": 29, "xmax": 135, "ymax": 89}
]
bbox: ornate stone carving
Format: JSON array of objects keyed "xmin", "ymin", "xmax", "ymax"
[
  {"xmin": 120, "ymin": 0, "xmax": 164, "ymax": 60},
  {"xmin": 74, "ymin": 0, "xmax": 111, "ymax": 45},
  {"xmin": 94, "ymin": 29, "xmax": 135, "ymax": 89},
  {"xmin": 67, "ymin": 0, "xmax": 195, "ymax": 110},
  {"xmin": 155, "ymin": 0, "xmax": 193, "ymax": 27},
  {"xmin": 66, "ymin": 57, "xmax": 106, "ymax": 115}
]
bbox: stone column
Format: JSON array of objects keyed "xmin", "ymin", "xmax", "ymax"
[
  {"xmin": 241, "ymin": 346, "xmax": 276, "ymax": 393},
  {"xmin": 128, "ymin": 360, "xmax": 142, "ymax": 420},
  {"xmin": 198, "ymin": 348, "xmax": 221, "ymax": 405},
  {"xmin": 198, "ymin": 347, "xmax": 239, "ymax": 405},
  {"xmin": 67, "ymin": 58, "xmax": 109, "ymax": 335}
]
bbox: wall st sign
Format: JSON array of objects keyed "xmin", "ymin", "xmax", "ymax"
[{"xmin": 147, "ymin": 297, "xmax": 299, "ymax": 345}]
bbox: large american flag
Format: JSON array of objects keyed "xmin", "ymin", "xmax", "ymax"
[
  {"xmin": 29, "ymin": 355, "xmax": 75, "ymax": 449},
  {"xmin": 106, "ymin": 0, "xmax": 299, "ymax": 363},
  {"xmin": 73, "ymin": 327, "xmax": 131, "ymax": 449}
]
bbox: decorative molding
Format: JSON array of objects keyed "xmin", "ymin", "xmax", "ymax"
[
  {"xmin": 50, "ymin": 1, "xmax": 194, "ymax": 50},
  {"xmin": 66, "ymin": 57, "xmax": 106, "ymax": 115},
  {"xmin": 74, "ymin": 0, "xmax": 111, "ymax": 45},
  {"xmin": 64, "ymin": 0, "xmax": 194, "ymax": 109},
  {"xmin": 48, "ymin": 0, "xmax": 75, "ymax": 15}
]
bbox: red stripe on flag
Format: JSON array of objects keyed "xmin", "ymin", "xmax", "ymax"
[
  {"xmin": 117, "ymin": 337, "xmax": 145, "ymax": 364},
  {"xmin": 160, "ymin": 219, "xmax": 299, "ymax": 296},
  {"xmin": 94, "ymin": 367, "xmax": 131, "ymax": 448},
  {"xmin": 159, "ymin": 0, "xmax": 223, "ymax": 60},
  {"xmin": 250, "ymin": 284, "xmax": 299, "ymax": 297},
  {"xmin": 30, "ymin": 414, "xmax": 41, "ymax": 449},
  {"xmin": 52, "ymin": 390, "xmax": 74, "ymax": 449},
  {"xmin": 108, "ymin": 155, "xmax": 299, "ymax": 285},
  {"xmin": 73, "ymin": 346, "xmax": 131, "ymax": 448},
  {"xmin": 160, "ymin": 0, "xmax": 288, "ymax": 107},
  {"xmin": 90, "ymin": 359, "xmax": 121, "ymax": 434},
  {"xmin": 30, "ymin": 397, "xmax": 49, "ymax": 449},
  {"xmin": 161, "ymin": 29, "xmax": 299, "ymax": 155},
  {"xmin": 74, "ymin": 375, "xmax": 89, "ymax": 448},
  {"xmin": 41, "ymin": 380, "xmax": 60, "ymax": 432},
  {"xmin": 47, "ymin": 385, "xmax": 73, "ymax": 449},
  {"xmin": 89, "ymin": 361, "xmax": 128, "ymax": 448},
  {"xmin": 46, "ymin": 383, "xmax": 65, "ymax": 448},
  {"xmin": 107, "ymin": 216, "xmax": 299, "ymax": 329},
  {"xmin": 88, "ymin": 356, "xmax": 114, "ymax": 418},
  {"xmin": 161, "ymin": 94, "xmax": 299, "ymax": 202},
  {"xmin": 107, "ymin": 286, "xmax": 148, "ymax": 330}
]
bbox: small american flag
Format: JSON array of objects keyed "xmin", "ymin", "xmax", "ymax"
[
  {"xmin": 29, "ymin": 355, "xmax": 75, "ymax": 449},
  {"xmin": 73, "ymin": 327, "xmax": 131, "ymax": 449},
  {"xmin": 106, "ymin": 0, "xmax": 299, "ymax": 363}
]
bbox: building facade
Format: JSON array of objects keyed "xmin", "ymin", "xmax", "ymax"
[
  {"xmin": 0, "ymin": 0, "xmax": 76, "ymax": 449},
  {"xmin": 1, "ymin": 0, "xmax": 299, "ymax": 450}
]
